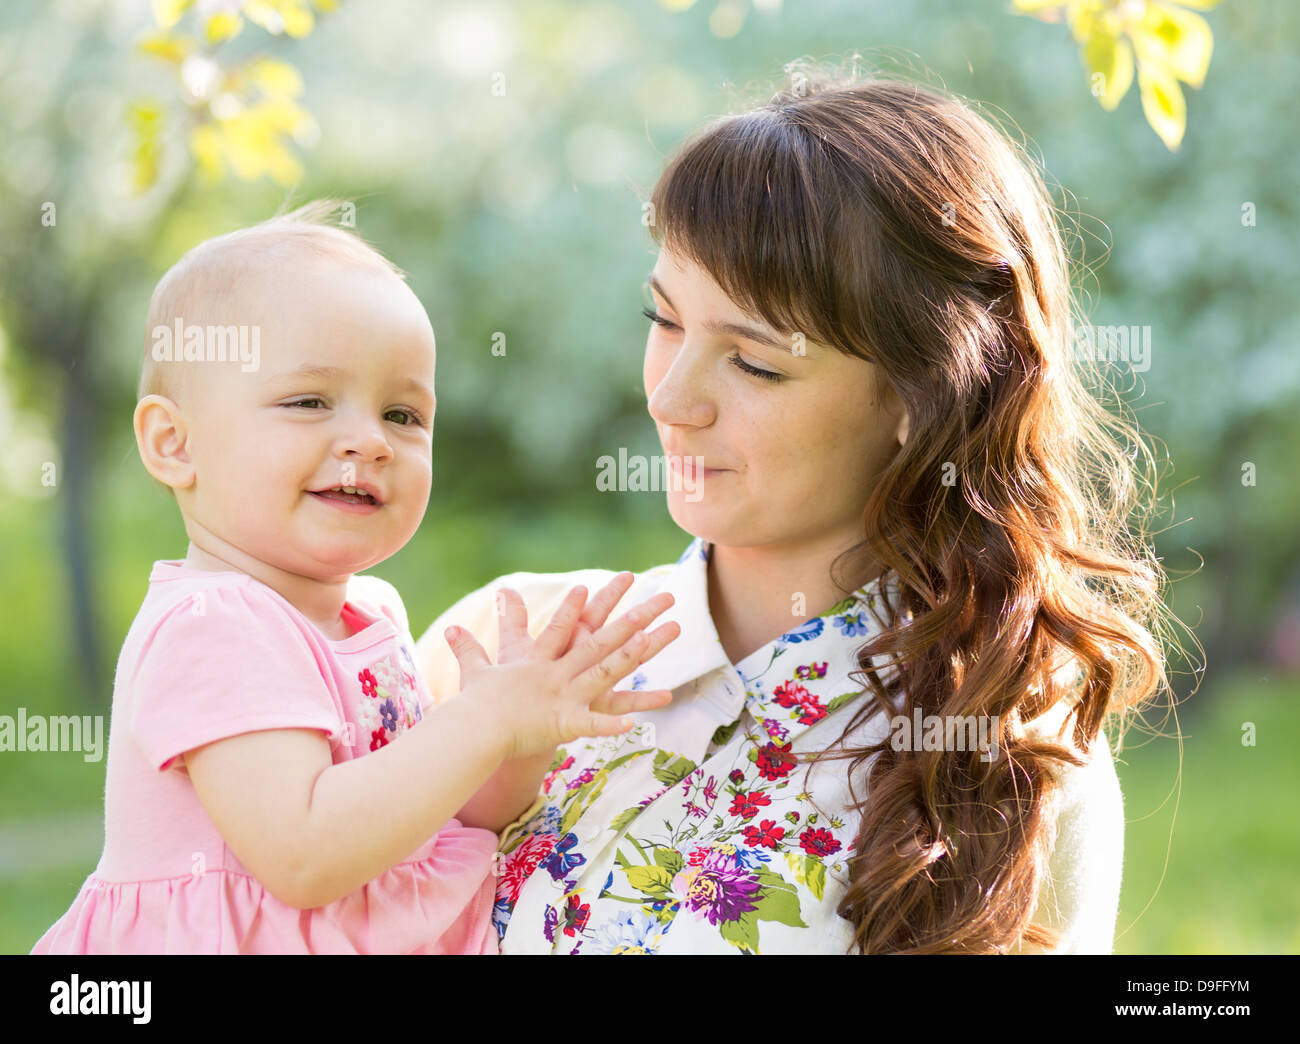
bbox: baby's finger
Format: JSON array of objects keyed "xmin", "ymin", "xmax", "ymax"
[
  {"xmin": 534, "ymin": 585, "xmax": 588, "ymax": 661},
  {"xmin": 591, "ymin": 687, "xmax": 674, "ymax": 717},
  {"xmin": 444, "ymin": 626, "xmax": 492, "ymax": 687},
  {"xmin": 576, "ymin": 572, "xmax": 635, "ymax": 636},
  {"xmin": 564, "ymin": 593, "xmax": 676, "ymax": 676},
  {"xmin": 571, "ymin": 630, "xmax": 659, "ymax": 694},
  {"xmin": 566, "ymin": 708, "xmax": 639, "ymax": 742},
  {"xmin": 495, "ymin": 588, "xmax": 531, "ymax": 663}
]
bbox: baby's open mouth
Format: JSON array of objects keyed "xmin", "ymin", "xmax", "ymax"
[{"xmin": 309, "ymin": 486, "xmax": 380, "ymax": 506}]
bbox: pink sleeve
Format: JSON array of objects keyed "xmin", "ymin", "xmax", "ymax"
[{"xmin": 130, "ymin": 582, "xmax": 343, "ymax": 773}]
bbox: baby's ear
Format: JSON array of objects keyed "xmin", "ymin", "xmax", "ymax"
[{"xmin": 134, "ymin": 395, "xmax": 195, "ymax": 491}]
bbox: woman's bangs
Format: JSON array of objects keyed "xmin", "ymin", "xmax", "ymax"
[{"xmin": 649, "ymin": 113, "xmax": 836, "ymax": 347}]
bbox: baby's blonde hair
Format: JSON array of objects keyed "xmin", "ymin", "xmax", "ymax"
[{"xmin": 138, "ymin": 199, "xmax": 405, "ymax": 402}]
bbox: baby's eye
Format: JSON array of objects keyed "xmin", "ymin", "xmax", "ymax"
[
  {"xmin": 284, "ymin": 398, "xmax": 326, "ymax": 410},
  {"xmin": 385, "ymin": 408, "xmax": 426, "ymax": 427}
]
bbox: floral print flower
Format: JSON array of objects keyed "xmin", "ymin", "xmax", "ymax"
[
  {"xmin": 728, "ymin": 791, "xmax": 772, "ymax": 821},
  {"xmin": 755, "ymin": 741, "xmax": 797, "ymax": 781},
  {"xmin": 671, "ymin": 848, "xmax": 761, "ymax": 926},
  {"xmin": 762, "ymin": 717, "xmax": 789, "ymax": 740},
  {"xmin": 742, "ymin": 818, "xmax": 786, "ymax": 849},
  {"xmin": 379, "ymin": 698, "xmax": 399, "ymax": 732},
  {"xmin": 585, "ymin": 909, "xmax": 670, "ymax": 954},
  {"xmin": 833, "ymin": 611, "xmax": 869, "ymax": 637},
  {"xmin": 795, "ymin": 662, "xmax": 828, "ymax": 680},
  {"xmin": 359, "ymin": 669, "xmax": 378, "ymax": 699},
  {"xmin": 799, "ymin": 827, "xmax": 842, "ymax": 857}
]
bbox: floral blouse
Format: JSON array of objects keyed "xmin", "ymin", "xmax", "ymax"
[{"xmin": 416, "ymin": 539, "xmax": 1125, "ymax": 955}]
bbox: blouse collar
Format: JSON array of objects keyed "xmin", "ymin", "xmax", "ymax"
[{"xmin": 643, "ymin": 537, "xmax": 906, "ymax": 740}]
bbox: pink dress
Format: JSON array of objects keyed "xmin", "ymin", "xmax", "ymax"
[{"xmin": 31, "ymin": 562, "xmax": 500, "ymax": 955}]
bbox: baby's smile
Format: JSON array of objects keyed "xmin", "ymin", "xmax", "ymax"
[{"xmin": 307, "ymin": 482, "xmax": 384, "ymax": 515}]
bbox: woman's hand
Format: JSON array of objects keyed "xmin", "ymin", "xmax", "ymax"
[{"xmin": 443, "ymin": 580, "xmax": 678, "ymax": 761}]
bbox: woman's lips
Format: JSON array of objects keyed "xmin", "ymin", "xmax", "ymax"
[
  {"xmin": 307, "ymin": 490, "xmax": 382, "ymax": 515},
  {"xmin": 667, "ymin": 455, "xmax": 728, "ymax": 480}
]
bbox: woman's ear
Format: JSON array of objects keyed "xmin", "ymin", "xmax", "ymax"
[{"xmin": 134, "ymin": 395, "xmax": 196, "ymax": 491}]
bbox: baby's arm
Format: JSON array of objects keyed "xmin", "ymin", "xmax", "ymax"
[{"xmin": 185, "ymin": 585, "xmax": 675, "ymax": 909}]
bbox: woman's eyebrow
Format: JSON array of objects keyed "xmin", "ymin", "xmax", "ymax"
[{"xmin": 647, "ymin": 271, "xmax": 799, "ymax": 353}]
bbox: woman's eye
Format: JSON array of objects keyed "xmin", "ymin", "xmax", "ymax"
[
  {"xmin": 641, "ymin": 306, "xmax": 681, "ymax": 332},
  {"xmin": 729, "ymin": 355, "xmax": 785, "ymax": 383}
]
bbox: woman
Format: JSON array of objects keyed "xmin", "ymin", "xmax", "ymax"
[{"xmin": 415, "ymin": 66, "xmax": 1177, "ymax": 954}]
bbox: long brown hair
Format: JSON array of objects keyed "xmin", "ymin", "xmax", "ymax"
[{"xmin": 647, "ymin": 59, "xmax": 1192, "ymax": 953}]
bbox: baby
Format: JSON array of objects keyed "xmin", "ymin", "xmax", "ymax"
[{"xmin": 31, "ymin": 201, "xmax": 678, "ymax": 954}]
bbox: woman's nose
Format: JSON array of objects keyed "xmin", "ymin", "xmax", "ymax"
[{"xmin": 646, "ymin": 342, "xmax": 716, "ymax": 429}]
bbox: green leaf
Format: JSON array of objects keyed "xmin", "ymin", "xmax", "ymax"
[
  {"xmin": 825, "ymin": 691, "xmax": 861, "ymax": 713},
  {"xmin": 625, "ymin": 865, "xmax": 674, "ymax": 898},
  {"xmin": 652, "ymin": 751, "xmax": 697, "ymax": 787},
  {"xmin": 610, "ymin": 806, "xmax": 642, "ymax": 833},
  {"xmin": 804, "ymin": 858, "xmax": 827, "ymax": 902},
  {"xmin": 754, "ymin": 879, "xmax": 807, "ymax": 928},
  {"xmin": 653, "ymin": 847, "xmax": 686, "ymax": 875},
  {"xmin": 718, "ymin": 911, "xmax": 761, "ymax": 952}
]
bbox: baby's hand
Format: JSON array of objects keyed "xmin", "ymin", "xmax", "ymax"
[{"xmin": 443, "ymin": 581, "xmax": 679, "ymax": 761}]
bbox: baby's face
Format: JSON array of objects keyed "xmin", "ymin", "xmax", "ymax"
[{"xmin": 177, "ymin": 260, "xmax": 436, "ymax": 580}]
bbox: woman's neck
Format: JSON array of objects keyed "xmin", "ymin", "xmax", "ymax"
[{"xmin": 706, "ymin": 535, "xmax": 880, "ymax": 666}]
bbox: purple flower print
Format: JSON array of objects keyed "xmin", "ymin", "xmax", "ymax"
[
  {"xmin": 762, "ymin": 718, "xmax": 789, "ymax": 741},
  {"xmin": 674, "ymin": 848, "xmax": 761, "ymax": 926},
  {"xmin": 565, "ymin": 768, "xmax": 596, "ymax": 791},
  {"xmin": 379, "ymin": 699, "xmax": 399, "ymax": 732}
]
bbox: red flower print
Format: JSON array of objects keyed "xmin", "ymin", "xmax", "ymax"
[
  {"xmin": 773, "ymin": 681, "xmax": 812, "ymax": 709},
  {"xmin": 562, "ymin": 892, "xmax": 591, "ymax": 937},
  {"xmin": 799, "ymin": 827, "xmax": 842, "ymax": 857},
  {"xmin": 794, "ymin": 695, "xmax": 827, "ymax": 726},
  {"xmin": 742, "ymin": 819, "xmax": 786, "ymax": 849},
  {"xmin": 369, "ymin": 728, "xmax": 389, "ymax": 751},
  {"xmin": 728, "ymin": 768, "xmax": 745, "ymax": 784},
  {"xmin": 359, "ymin": 669, "xmax": 378, "ymax": 699},
  {"xmin": 687, "ymin": 846, "xmax": 712, "ymax": 867},
  {"xmin": 728, "ymin": 791, "xmax": 772, "ymax": 821},
  {"xmin": 542, "ymin": 755, "xmax": 575, "ymax": 794},
  {"xmin": 755, "ymin": 741, "xmax": 797, "ymax": 781},
  {"xmin": 499, "ymin": 833, "xmax": 560, "ymax": 905}
]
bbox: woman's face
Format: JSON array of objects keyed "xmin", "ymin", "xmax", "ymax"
[{"xmin": 643, "ymin": 245, "xmax": 909, "ymax": 555}]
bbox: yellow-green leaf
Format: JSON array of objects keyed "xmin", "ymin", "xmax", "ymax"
[
  {"xmin": 137, "ymin": 31, "xmax": 194, "ymax": 64},
  {"xmin": 1137, "ymin": 58, "xmax": 1187, "ymax": 150},
  {"xmin": 1083, "ymin": 30, "xmax": 1134, "ymax": 111},
  {"xmin": 245, "ymin": 57, "xmax": 304, "ymax": 99},
  {"xmin": 204, "ymin": 11, "xmax": 243, "ymax": 45},
  {"xmin": 189, "ymin": 123, "xmax": 225, "ymax": 183},
  {"xmin": 151, "ymin": 0, "xmax": 193, "ymax": 30},
  {"xmin": 1132, "ymin": 2, "xmax": 1214, "ymax": 88}
]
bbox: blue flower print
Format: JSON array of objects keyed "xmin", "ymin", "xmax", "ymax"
[
  {"xmin": 544, "ymin": 904, "xmax": 558, "ymax": 943},
  {"xmin": 778, "ymin": 618, "xmax": 824, "ymax": 645},
  {"xmin": 379, "ymin": 698, "xmax": 399, "ymax": 731},
  {"xmin": 586, "ymin": 909, "xmax": 670, "ymax": 954},
  {"xmin": 731, "ymin": 846, "xmax": 773, "ymax": 872},
  {"xmin": 540, "ymin": 832, "xmax": 587, "ymax": 881},
  {"xmin": 630, "ymin": 672, "xmax": 648, "ymax": 691},
  {"xmin": 833, "ymin": 611, "xmax": 870, "ymax": 637}
]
